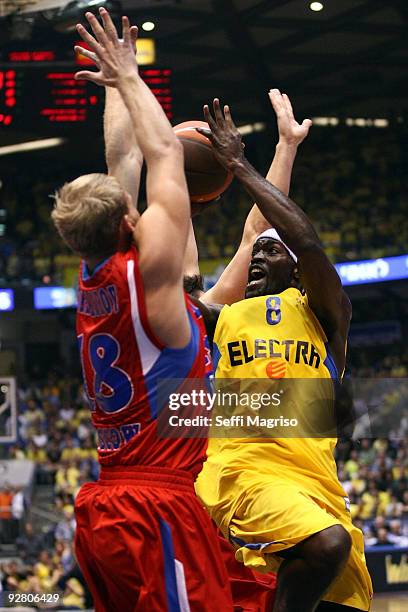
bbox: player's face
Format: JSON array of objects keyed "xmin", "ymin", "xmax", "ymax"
[{"xmin": 245, "ymin": 238, "xmax": 296, "ymax": 298}]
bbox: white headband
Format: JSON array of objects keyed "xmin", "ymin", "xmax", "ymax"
[{"xmin": 256, "ymin": 228, "xmax": 297, "ymax": 263}]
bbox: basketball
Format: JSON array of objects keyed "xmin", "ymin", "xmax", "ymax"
[{"xmin": 173, "ymin": 120, "xmax": 234, "ymax": 202}]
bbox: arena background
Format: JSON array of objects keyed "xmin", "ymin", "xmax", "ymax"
[{"xmin": 0, "ymin": 0, "xmax": 407, "ymax": 609}]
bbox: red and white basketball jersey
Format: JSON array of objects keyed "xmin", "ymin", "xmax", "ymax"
[{"xmin": 76, "ymin": 245, "xmax": 213, "ymax": 477}]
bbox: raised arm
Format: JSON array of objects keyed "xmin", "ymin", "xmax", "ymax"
[
  {"xmin": 104, "ymin": 88, "xmax": 143, "ymax": 205},
  {"xmin": 77, "ymin": 35, "xmax": 143, "ymax": 205},
  {"xmin": 201, "ymin": 100, "xmax": 351, "ymax": 360},
  {"xmin": 200, "ymin": 91, "xmax": 311, "ymax": 305},
  {"xmin": 237, "ymin": 164, "xmax": 350, "ymax": 337},
  {"xmin": 240, "ymin": 90, "xmax": 312, "ymax": 241},
  {"xmin": 76, "ymin": 9, "xmax": 190, "ymax": 348},
  {"xmin": 183, "ymin": 221, "xmax": 205, "ymax": 298}
]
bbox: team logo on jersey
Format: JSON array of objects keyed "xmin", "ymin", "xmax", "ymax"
[{"xmin": 266, "ymin": 360, "xmax": 286, "ymax": 379}]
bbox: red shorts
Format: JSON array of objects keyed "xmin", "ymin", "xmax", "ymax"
[
  {"xmin": 217, "ymin": 532, "xmax": 277, "ymax": 611},
  {"xmin": 75, "ymin": 466, "xmax": 233, "ymax": 612}
]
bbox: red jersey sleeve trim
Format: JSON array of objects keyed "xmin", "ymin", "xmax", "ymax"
[{"xmin": 130, "ymin": 247, "xmax": 165, "ymax": 351}]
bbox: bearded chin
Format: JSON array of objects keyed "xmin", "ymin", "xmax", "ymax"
[{"xmin": 245, "ymin": 278, "xmax": 267, "ymax": 298}]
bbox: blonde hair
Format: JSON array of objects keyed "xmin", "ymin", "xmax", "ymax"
[{"xmin": 51, "ymin": 173, "xmax": 128, "ymax": 258}]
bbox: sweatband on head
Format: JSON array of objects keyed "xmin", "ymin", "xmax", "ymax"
[{"xmin": 256, "ymin": 228, "xmax": 298, "ymax": 263}]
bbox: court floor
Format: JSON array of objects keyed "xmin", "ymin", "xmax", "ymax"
[{"xmin": 372, "ymin": 592, "xmax": 408, "ymax": 611}]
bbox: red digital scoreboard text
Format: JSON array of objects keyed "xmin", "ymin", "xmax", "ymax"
[
  {"xmin": 0, "ymin": 69, "xmax": 16, "ymax": 126},
  {"xmin": 0, "ymin": 49, "xmax": 172, "ymax": 128}
]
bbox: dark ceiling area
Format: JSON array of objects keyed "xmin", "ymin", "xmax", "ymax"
[
  {"xmin": 119, "ymin": 0, "xmax": 408, "ymax": 123},
  {"xmin": 0, "ymin": 0, "xmax": 407, "ymax": 144}
]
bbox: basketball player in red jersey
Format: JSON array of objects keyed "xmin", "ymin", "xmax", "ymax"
[{"xmin": 52, "ymin": 9, "xmax": 232, "ymax": 611}]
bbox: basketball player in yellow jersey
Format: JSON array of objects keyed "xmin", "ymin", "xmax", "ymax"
[{"xmin": 194, "ymin": 101, "xmax": 372, "ymax": 612}]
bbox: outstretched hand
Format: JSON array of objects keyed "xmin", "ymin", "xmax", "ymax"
[
  {"xmin": 196, "ymin": 99, "xmax": 245, "ymax": 172},
  {"xmin": 75, "ymin": 8, "xmax": 138, "ymax": 87},
  {"xmin": 269, "ymin": 89, "xmax": 312, "ymax": 146}
]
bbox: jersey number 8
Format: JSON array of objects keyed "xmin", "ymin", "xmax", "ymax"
[{"xmin": 265, "ymin": 296, "xmax": 281, "ymax": 326}]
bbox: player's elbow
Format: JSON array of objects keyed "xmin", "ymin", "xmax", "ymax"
[
  {"xmin": 106, "ymin": 149, "xmax": 142, "ymax": 179},
  {"xmin": 240, "ymin": 228, "xmax": 259, "ymax": 250},
  {"xmin": 296, "ymin": 238, "xmax": 324, "ymax": 258},
  {"xmin": 150, "ymin": 137, "xmax": 184, "ymax": 161}
]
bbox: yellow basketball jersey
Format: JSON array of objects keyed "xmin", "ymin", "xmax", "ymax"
[
  {"xmin": 196, "ymin": 289, "xmax": 372, "ymax": 610},
  {"xmin": 206, "ymin": 287, "xmax": 345, "ymax": 501},
  {"xmin": 213, "ymin": 287, "xmax": 336, "ymax": 380}
]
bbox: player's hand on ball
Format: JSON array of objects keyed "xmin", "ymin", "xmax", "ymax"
[
  {"xmin": 197, "ymin": 99, "xmax": 245, "ymax": 172},
  {"xmin": 269, "ymin": 88, "xmax": 312, "ymax": 147},
  {"xmin": 75, "ymin": 8, "xmax": 138, "ymax": 87}
]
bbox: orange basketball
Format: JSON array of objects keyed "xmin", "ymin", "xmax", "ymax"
[{"xmin": 173, "ymin": 120, "xmax": 233, "ymax": 203}]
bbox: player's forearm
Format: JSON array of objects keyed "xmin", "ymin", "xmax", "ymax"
[
  {"xmin": 267, "ymin": 141, "xmax": 298, "ymax": 194},
  {"xmin": 118, "ymin": 73, "xmax": 189, "ymax": 240},
  {"xmin": 235, "ymin": 157, "xmax": 346, "ymax": 335},
  {"xmin": 117, "ymin": 73, "xmax": 179, "ymax": 164},
  {"xmin": 201, "ymin": 146, "xmax": 298, "ymax": 306},
  {"xmin": 183, "ymin": 221, "xmax": 200, "ymax": 278},
  {"xmin": 233, "ymin": 157, "xmax": 320, "ymax": 256},
  {"xmin": 201, "ymin": 146, "xmax": 299, "ymax": 306},
  {"xmin": 104, "ymin": 87, "xmax": 137, "ymax": 167},
  {"xmin": 242, "ymin": 142, "xmax": 298, "ymax": 242},
  {"xmin": 104, "ymin": 88, "xmax": 143, "ymax": 205}
]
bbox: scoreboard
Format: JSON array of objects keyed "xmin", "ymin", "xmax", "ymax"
[{"xmin": 0, "ymin": 44, "xmax": 172, "ymax": 130}]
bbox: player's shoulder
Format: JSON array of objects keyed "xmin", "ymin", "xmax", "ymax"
[
  {"xmin": 214, "ymin": 300, "xmax": 246, "ymax": 338},
  {"xmin": 281, "ymin": 287, "xmax": 305, "ymax": 304},
  {"xmin": 219, "ymin": 297, "xmax": 261, "ymax": 326},
  {"xmin": 304, "ymin": 287, "xmax": 351, "ymax": 337}
]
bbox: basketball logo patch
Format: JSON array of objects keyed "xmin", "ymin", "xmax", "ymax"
[{"xmin": 266, "ymin": 360, "xmax": 286, "ymax": 379}]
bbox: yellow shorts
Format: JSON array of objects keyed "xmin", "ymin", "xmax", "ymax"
[{"xmin": 196, "ymin": 472, "xmax": 373, "ymax": 611}]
